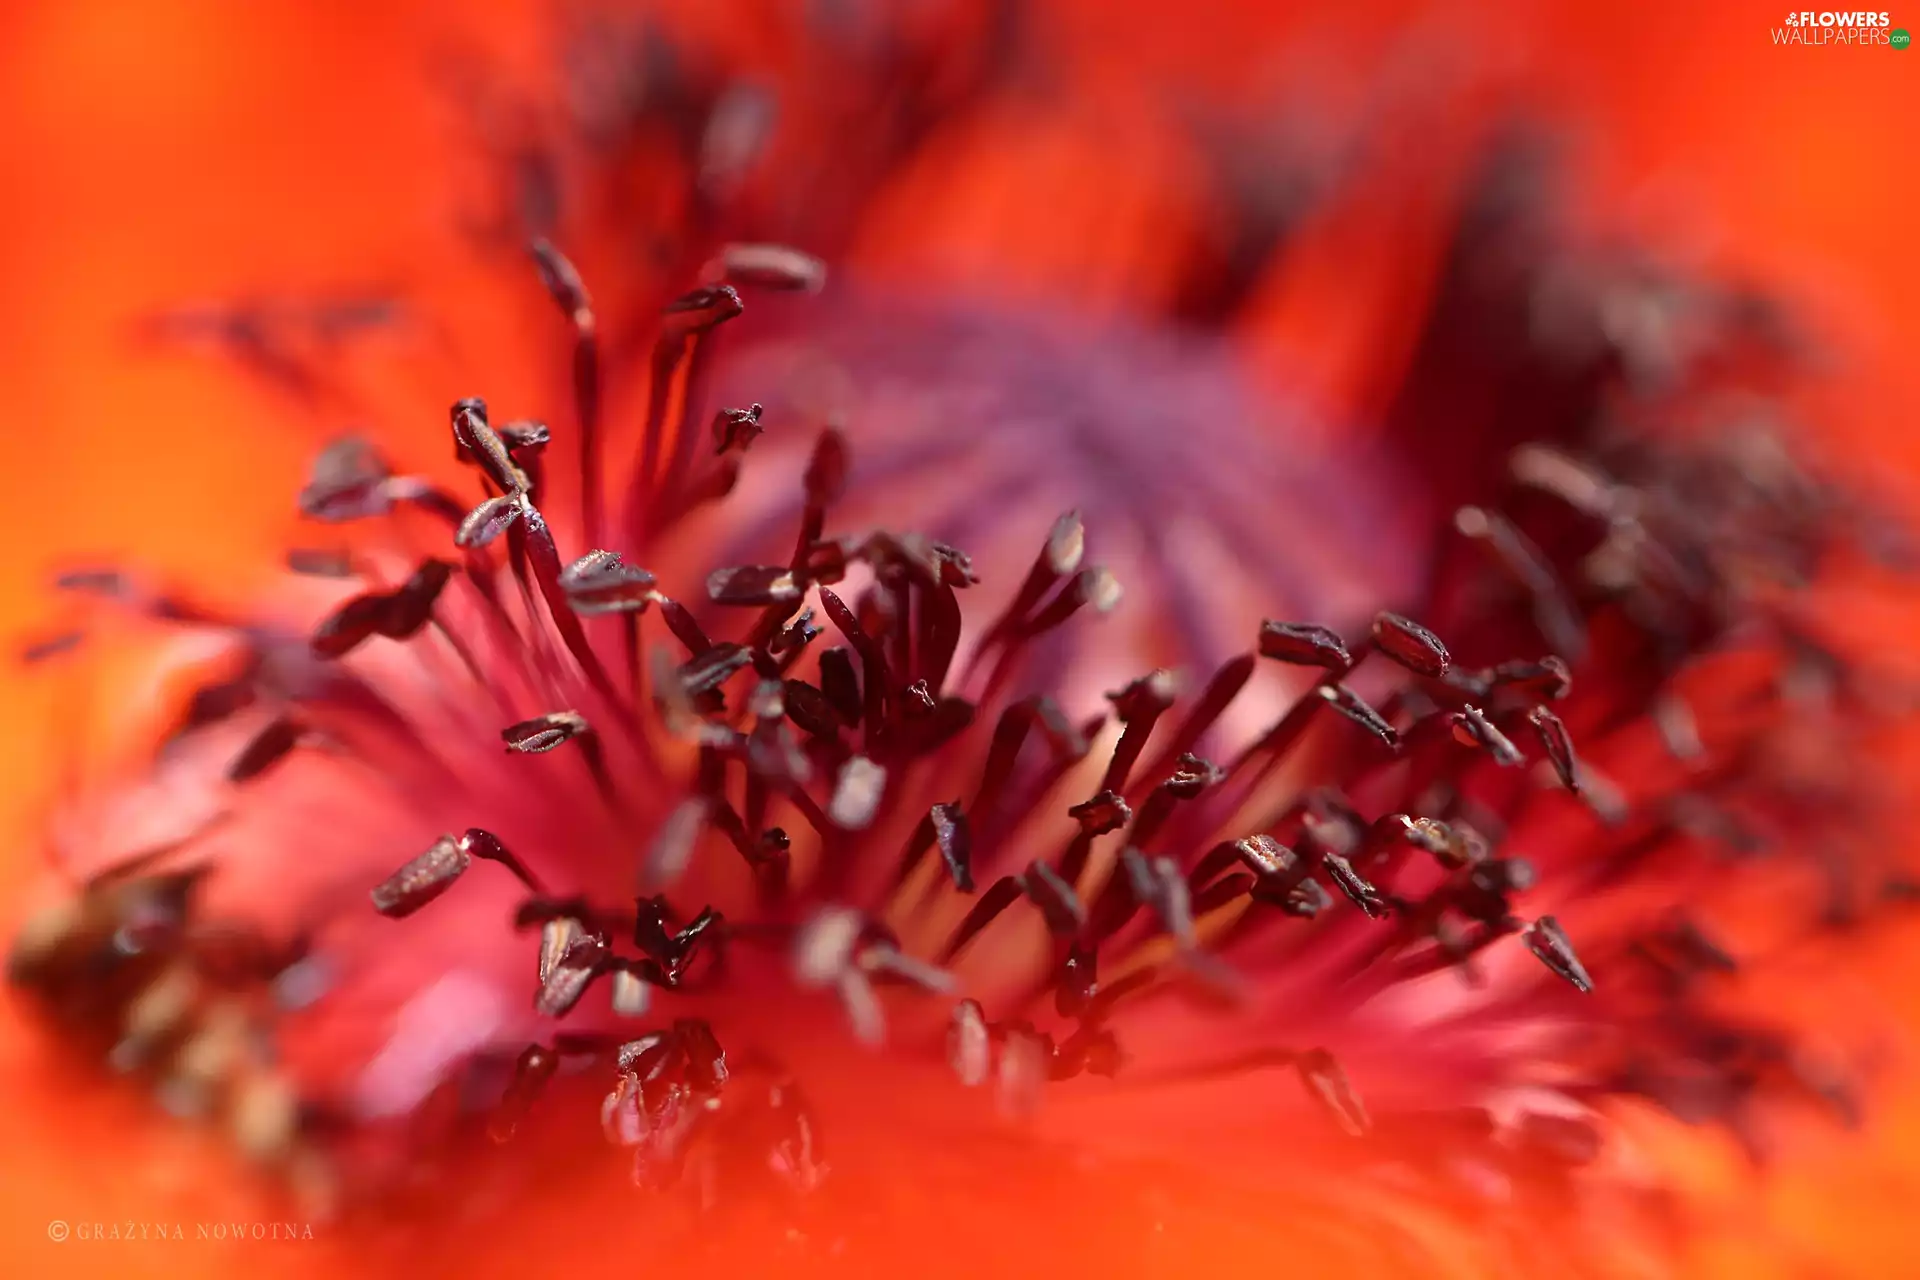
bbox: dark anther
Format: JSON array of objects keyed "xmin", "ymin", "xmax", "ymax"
[
  {"xmin": 285, "ymin": 548, "xmax": 354, "ymax": 578},
  {"xmin": 1489, "ymin": 656, "xmax": 1572, "ymax": 702},
  {"xmin": 667, "ymin": 1019, "xmax": 726, "ymax": 1094},
  {"xmin": 712, "ymin": 404, "xmax": 765, "ymax": 455},
  {"xmin": 536, "ymin": 930, "xmax": 610, "ymax": 1017},
  {"xmin": 709, "ymin": 243, "xmax": 828, "ymax": 293},
  {"xmin": 707, "ymin": 564, "xmax": 803, "ymax": 606},
  {"xmin": 1101, "ymin": 670, "xmax": 1180, "ymax": 791},
  {"xmin": 382, "ymin": 560, "xmax": 455, "ymax": 638},
  {"xmin": 1452, "ymin": 505, "xmax": 1588, "ymax": 660},
  {"xmin": 677, "ymin": 643, "xmax": 752, "ymax": 697},
  {"xmin": 1318, "ymin": 685, "xmax": 1399, "ymax": 749},
  {"xmin": 1068, "ymin": 791, "xmax": 1132, "ymax": 835},
  {"xmin": 781, "ymin": 680, "xmax": 842, "ymax": 740},
  {"xmin": 1278, "ymin": 878, "xmax": 1332, "ymax": 918},
  {"xmin": 488, "ymin": 1043, "xmax": 560, "ymax": 1144},
  {"xmin": 529, "ymin": 237, "xmax": 594, "ymax": 329},
  {"xmin": 930, "ymin": 803, "xmax": 973, "ymax": 892},
  {"xmin": 1527, "ymin": 706, "xmax": 1579, "ymax": 792},
  {"xmin": 498, "ymin": 420, "xmax": 550, "ymax": 453},
  {"xmin": 1524, "ymin": 916, "xmax": 1593, "ymax": 993},
  {"xmin": 1107, "ymin": 668, "xmax": 1180, "ymax": 725},
  {"xmin": 310, "ymin": 593, "xmax": 391, "ymax": 659},
  {"xmin": 538, "ymin": 917, "xmax": 582, "ymax": 988},
  {"xmin": 1450, "ymin": 705, "xmax": 1525, "ymax": 766},
  {"xmin": 560, "ymin": 551, "xmax": 656, "ymax": 615},
  {"xmin": 514, "ymin": 897, "xmax": 600, "ymax": 930},
  {"xmin": 1022, "ymin": 861, "xmax": 1085, "ymax": 936},
  {"xmin": 19, "ymin": 631, "xmax": 84, "ymax": 664},
  {"xmin": 1121, "ymin": 848, "xmax": 1196, "ymax": 946},
  {"xmin": 227, "ymin": 715, "xmax": 304, "ymax": 783},
  {"xmin": 1231, "ymin": 834, "xmax": 1297, "ymax": 878},
  {"xmin": 502, "ymin": 710, "xmax": 590, "ymax": 754},
  {"xmin": 1162, "ymin": 754, "xmax": 1225, "ymax": 799},
  {"xmin": 817, "ymin": 648, "xmax": 861, "ymax": 725},
  {"xmin": 1297, "ymin": 1048, "xmax": 1370, "ymax": 1136},
  {"xmin": 1258, "ymin": 620, "xmax": 1352, "ymax": 670},
  {"xmin": 52, "ymin": 568, "xmax": 133, "ymax": 597},
  {"xmin": 1322, "ymin": 852, "xmax": 1388, "ymax": 919},
  {"xmin": 451, "ymin": 398, "xmax": 527, "ymax": 494},
  {"xmin": 660, "ymin": 284, "xmax": 745, "ymax": 340},
  {"xmin": 299, "ymin": 438, "xmax": 393, "ymax": 522},
  {"xmin": 1371, "ymin": 612, "xmax": 1451, "ymax": 679},
  {"xmin": 455, "ymin": 493, "xmax": 525, "ymax": 549},
  {"xmin": 1056, "ymin": 1023, "xmax": 1124, "ymax": 1080},
  {"xmin": 311, "ymin": 560, "xmax": 455, "ymax": 657},
  {"xmin": 370, "ymin": 835, "xmax": 470, "ymax": 918}
]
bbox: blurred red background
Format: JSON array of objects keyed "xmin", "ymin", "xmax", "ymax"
[{"xmin": 0, "ymin": 1, "xmax": 1916, "ymax": 1275}]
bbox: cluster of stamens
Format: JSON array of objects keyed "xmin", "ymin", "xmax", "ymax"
[{"xmin": 7, "ymin": 213, "xmax": 1907, "ymax": 1236}]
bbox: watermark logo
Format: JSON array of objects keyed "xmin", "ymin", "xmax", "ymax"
[
  {"xmin": 46, "ymin": 1219, "xmax": 317, "ymax": 1243},
  {"xmin": 1773, "ymin": 10, "xmax": 1904, "ymax": 44}
]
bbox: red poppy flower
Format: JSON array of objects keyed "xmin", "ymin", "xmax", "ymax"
[{"xmin": 4, "ymin": 3, "xmax": 1919, "ymax": 1278}]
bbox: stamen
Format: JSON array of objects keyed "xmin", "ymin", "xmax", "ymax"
[
  {"xmin": 527, "ymin": 239, "xmax": 603, "ymax": 547},
  {"xmin": 1527, "ymin": 706, "xmax": 1580, "ymax": 792},
  {"xmin": 488, "ymin": 1043, "xmax": 559, "ymax": 1144},
  {"xmin": 707, "ymin": 244, "xmax": 828, "ymax": 294},
  {"xmin": 1318, "ymin": 684, "xmax": 1400, "ymax": 750},
  {"xmin": 947, "ymin": 999, "xmax": 992, "ymax": 1087},
  {"xmin": 1101, "ymin": 669, "xmax": 1181, "ymax": 793},
  {"xmin": 1524, "ymin": 916, "xmax": 1594, "ymax": 993},
  {"xmin": 1257, "ymin": 620, "xmax": 1353, "ymax": 670},
  {"xmin": 929, "ymin": 802, "xmax": 973, "ymax": 892},
  {"xmin": 369, "ymin": 836, "xmax": 469, "ymax": 919},
  {"xmin": 706, "ymin": 565, "xmax": 803, "ymax": 607},
  {"xmin": 1371, "ymin": 612, "xmax": 1451, "ymax": 679},
  {"xmin": 500, "ymin": 711, "xmax": 590, "ymax": 754},
  {"xmin": 1296, "ymin": 1048, "xmax": 1370, "ymax": 1136}
]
